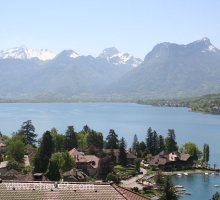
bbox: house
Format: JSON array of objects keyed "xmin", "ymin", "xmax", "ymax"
[
  {"xmin": 103, "ymin": 149, "xmax": 137, "ymax": 165},
  {"xmin": 69, "ymin": 148, "xmax": 100, "ymax": 176},
  {"xmin": 149, "ymin": 151, "xmax": 194, "ymax": 170},
  {"xmin": 63, "ymin": 169, "xmax": 87, "ymax": 182}
]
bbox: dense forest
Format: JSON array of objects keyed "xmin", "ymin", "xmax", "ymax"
[{"xmin": 139, "ymin": 93, "xmax": 220, "ymax": 114}]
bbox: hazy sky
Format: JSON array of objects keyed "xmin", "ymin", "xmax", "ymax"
[{"xmin": 0, "ymin": 0, "xmax": 220, "ymax": 58}]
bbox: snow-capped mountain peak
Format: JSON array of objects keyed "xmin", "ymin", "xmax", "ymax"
[
  {"xmin": 0, "ymin": 46, "xmax": 56, "ymax": 61},
  {"xmin": 55, "ymin": 50, "xmax": 80, "ymax": 60},
  {"xmin": 98, "ymin": 47, "xmax": 142, "ymax": 67}
]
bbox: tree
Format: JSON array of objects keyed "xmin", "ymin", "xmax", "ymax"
[
  {"xmin": 139, "ymin": 141, "xmax": 146, "ymax": 155},
  {"xmin": 119, "ymin": 137, "xmax": 127, "ymax": 167},
  {"xmin": 64, "ymin": 126, "xmax": 78, "ymax": 150},
  {"xmin": 165, "ymin": 129, "xmax": 178, "ymax": 152},
  {"xmin": 152, "ymin": 130, "xmax": 159, "ymax": 155},
  {"xmin": 159, "ymin": 176, "xmax": 178, "ymax": 200},
  {"xmin": 45, "ymin": 159, "xmax": 61, "ymax": 181},
  {"xmin": 132, "ymin": 134, "xmax": 138, "ymax": 152},
  {"xmin": 105, "ymin": 129, "xmax": 119, "ymax": 149},
  {"xmin": 98, "ymin": 155, "xmax": 114, "ymax": 179},
  {"xmin": 50, "ymin": 151, "xmax": 75, "ymax": 174},
  {"xmin": 87, "ymin": 130, "xmax": 103, "ymax": 149},
  {"xmin": 135, "ymin": 158, "xmax": 141, "ymax": 173},
  {"xmin": 203, "ymin": 144, "xmax": 209, "ymax": 164},
  {"xmin": 106, "ymin": 173, "xmax": 120, "ymax": 183},
  {"xmin": 183, "ymin": 142, "xmax": 201, "ymax": 160},
  {"xmin": 7, "ymin": 136, "xmax": 25, "ymax": 162},
  {"xmin": 146, "ymin": 127, "xmax": 154, "ymax": 154},
  {"xmin": 34, "ymin": 131, "xmax": 53, "ymax": 173},
  {"xmin": 131, "ymin": 134, "xmax": 141, "ymax": 157},
  {"xmin": 20, "ymin": 120, "xmax": 37, "ymax": 146},
  {"xmin": 158, "ymin": 135, "xmax": 165, "ymax": 153},
  {"xmin": 211, "ymin": 192, "xmax": 220, "ymax": 200},
  {"xmin": 51, "ymin": 128, "xmax": 65, "ymax": 152}
]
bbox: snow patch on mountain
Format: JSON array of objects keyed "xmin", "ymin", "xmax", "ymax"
[
  {"xmin": 0, "ymin": 46, "xmax": 56, "ymax": 61},
  {"xmin": 98, "ymin": 47, "xmax": 142, "ymax": 67}
]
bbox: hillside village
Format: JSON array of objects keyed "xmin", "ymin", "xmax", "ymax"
[{"xmin": 0, "ymin": 121, "xmax": 210, "ymax": 199}]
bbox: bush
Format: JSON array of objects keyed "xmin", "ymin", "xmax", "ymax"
[{"xmin": 106, "ymin": 173, "xmax": 120, "ymax": 184}]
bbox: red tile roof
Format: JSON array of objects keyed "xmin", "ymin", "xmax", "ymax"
[{"xmin": 0, "ymin": 181, "xmax": 151, "ymax": 200}]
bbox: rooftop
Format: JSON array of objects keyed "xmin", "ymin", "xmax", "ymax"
[{"xmin": 0, "ymin": 181, "xmax": 150, "ymax": 200}]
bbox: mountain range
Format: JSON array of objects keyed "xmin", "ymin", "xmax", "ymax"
[{"xmin": 0, "ymin": 37, "xmax": 220, "ymax": 101}]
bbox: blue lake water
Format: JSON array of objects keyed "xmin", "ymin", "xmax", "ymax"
[
  {"xmin": 172, "ymin": 174, "xmax": 220, "ymax": 200},
  {"xmin": 0, "ymin": 103, "xmax": 220, "ymax": 199},
  {"xmin": 0, "ymin": 103, "xmax": 220, "ymax": 165}
]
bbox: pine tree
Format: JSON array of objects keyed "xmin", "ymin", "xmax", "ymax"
[
  {"xmin": 64, "ymin": 126, "xmax": 78, "ymax": 150},
  {"xmin": 203, "ymin": 144, "xmax": 209, "ymax": 164},
  {"xmin": 119, "ymin": 137, "xmax": 127, "ymax": 166},
  {"xmin": 105, "ymin": 129, "xmax": 119, "ymax": 149},
  {"xmin": 132, "ymin": 134, "xmax": 138, "ymax": 152},
  {"xmin": 152, "ymin": 131, "xmax": 158, "ymax": 155},
  {"xmin": 34, "ymin": 131, "xmax": 53, "ymax": 173},
  {"xmin": 158, "ymin": 135, "xmax": 165, "ymax": 152},
  {"xmin": 20, "ymin": 120, "xmax": 37, "ymax": 146},
  {"xmin": 159, "ymin": 176, "xmax": 178, "ymax": 200},
  {"xmin": 146, "ymin": 127, "xmax": 154, "ymax": 154},
  {"xmin": 165, "ymin": 129, "xmax": 178, "ymax": 152}
]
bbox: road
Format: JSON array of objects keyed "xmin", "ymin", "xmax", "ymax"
[{"xmin": 120, "ymin": 167, "xmax": 147, "ymax": 190}]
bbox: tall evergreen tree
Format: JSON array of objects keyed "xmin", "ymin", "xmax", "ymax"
[
  {"xmin": 203, "ymin": 144, "xmax": 209, "ymax": 164},
  {"xmin": 87, "ymin": 130, "xmax": 103, "ymax": 149},
  {"xmin": 119, "ymin": 137, "xmax": 127, "ymax": 167},
  {"xmin": 146, "ymin": 127, "xmax": 154, "ymax": 154},
  {"xmin": 20, "ymin": 120, "xmax": 37, "ymax": 146},
  {"xmin": 159, "ymin": 176, "xmax": 178, "ymax": 200},
  {"xmin": 34, "ymin": 131, "xmax": 53, "ymax": 173},
  {"xmin": 132, "ymin": 134, "xmax": 138, "ymax": 152},
  {"xmin": 64, "ymin": 126, "xmax": 78, "ymax": 150},
  {"xmin": 158, "ymin": 135, "xmax": 165, "ymax": 153},
  {"xmin": 165, "ymin": 129, "xmax": 178, "ymax": 152},
  {"xmin": 45, "ymin": 159, "xmax": 61, "ymax": 181},
  {"xmin": 105, "ymin": 129, "xmax": 119, "ymax": 149},
  {"xmin": 131, "ymin": 134, "xmax": 141, "ymax": 157},
  {"xmin": 152, "ymin": 130, "xmax": 158, "ymax": 155}
]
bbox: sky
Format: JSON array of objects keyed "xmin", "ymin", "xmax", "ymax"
[{"xmin": 0, "ymin": 0, "xmax": 220, "ymax": 59}]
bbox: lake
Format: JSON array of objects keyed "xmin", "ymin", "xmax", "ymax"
[
  {"xmin": 172, "ymin": 174, "xmax": 220, "ymax": 199},
  {"xmin": 0, "ymin": 103, "xmax": 220, "ymax": 166}
]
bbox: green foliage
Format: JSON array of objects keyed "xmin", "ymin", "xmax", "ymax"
[
  {"xmin": 105, "ymin": 129, "xmax": 119, "ymax": 149},
  {"xmin": 51, "ymin": 128, "xmax": 65, "ymax": 152},
  {"xmin": 20, "ymin": 120, "xmax": 37, "ymax": 146},
  {"xmin": 106, "ymin": 173, "xmax": 120, "ymax": 183},
  {"xmin": 146, "ymin": 127, "xmax": 165, "ymax": 155},
  {"xmin": 34, "ymin": 131, "xmax": 53, "ymax": 173},
  {"xmin": 114, "ymin": 165, "xmax": 136, "ymax": 180},
  {"xmin": 98, "ymin": 155, "xmax": 114, "ymax": 179},
  {"xmin": 159, "ymin": 176, "xmax": 178, "ymax": 200},
  {"xmin": 165, "ymin": 129, "xmax": 178, "ymax": 152},
  {"xmin": 119, "ymin": 137, "xmax": 127, "ymax": 166},
  {"xmin": 212, "ymin": 192, "xmax": 220, "ymax": 200},
  {"xmin": 7, "ymin": 136, "xmax": 25, "ymax": 162},
  {"xmin": 64, "ymin": 126, "xmax": 78, "ymax": 151},
  {"xmin": 183, "ymin": 142, "xmax": 201, "ymax": 160},
  {"xmin": 135, "ymin": 158, "xmax": 141, "ymax": 173},
  {"xmin": 7, "ymin": 160, "xmax": 23, "ymax": 171},
  {"xmin": 87, "ymin": 130, "xmax": 103, "ymax": 149},
  {"xmin": 203, "ymin": 144, "xmax": 209, "ymax": 164},
  {"xmin": 45, "ymin": 159, "xmax": 61, "ymax": 181},
  {"xmin": 51, "ymin": 151, "xmax": 75, "ymax": 174}
]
